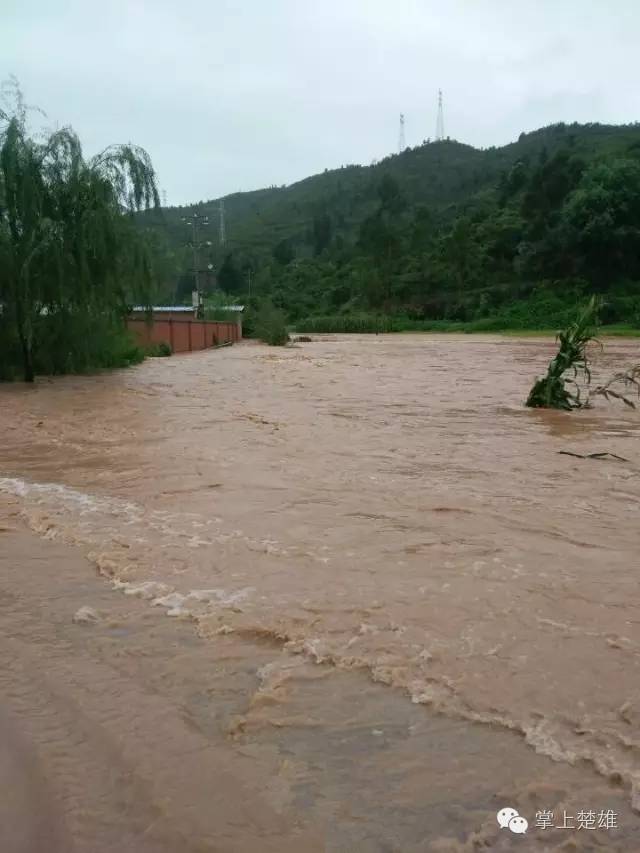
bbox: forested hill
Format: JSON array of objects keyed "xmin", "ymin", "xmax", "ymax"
[
  {"xmin": 140, "ymin": 121, "xmax": 640, "ymax": 328},
  {"xmin": 144, "ymin": 122, "xmax": 640, "ymax": 259}
]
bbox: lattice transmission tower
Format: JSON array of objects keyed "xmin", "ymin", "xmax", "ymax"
[
  {"xmin": 435, "ymin": 89, "xmax": 445, "ymax": 141},
  {"xmin": 398, "ymin": 113, "xmax": 406, "ymax": 153}
]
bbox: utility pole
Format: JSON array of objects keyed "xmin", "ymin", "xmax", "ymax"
[
  {"xmin": 398, "ymin": 113, "xmax": 406, "ymax": 153},
  {"xmin": 219, "ymin": 199, "xmax": 226, "ymax": 247},
  {"xmin": 181, "ymin": 211, "xmax": 210, "ymax": 313},
  {"xmin": 435, "ymin": 89, "xmax": 445, "ymax": 141}
]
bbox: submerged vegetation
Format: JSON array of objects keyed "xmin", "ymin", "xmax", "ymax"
[
  {"xmin": 251, "ymin": 299, "xmax": 290, "ymax": 346},
  {"xmin": 231, "ymin": 293, "xmax": 287, "ymax": 346},
  {"xmin": 145, "ymin": 341, "xmax": 172, "ymax": 357},
  {"xmin": 0, "ymin": 79, "xmax": 159, "ymax": 381},
  {"xmin": 525, "ymin": 298, "xmax": 640, "ymax": 411},
  {"xmin": 526, "ymin": 298, "xmax": 601, "ymax": 410}
]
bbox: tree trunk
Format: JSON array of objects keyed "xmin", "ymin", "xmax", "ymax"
[
  {"xmin": 15, "ymin": 300, "xmax": 35, "ymax": 382},
  {"xmin": 19, "ymin": 331, "xmax": 35, "ymax": 382}
]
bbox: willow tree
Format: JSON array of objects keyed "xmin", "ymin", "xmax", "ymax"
[{"xmin": 0, "ymin": 81, "xmax": 159, "ymax": 381}]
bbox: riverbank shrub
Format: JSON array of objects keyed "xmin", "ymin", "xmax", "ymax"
[
  {"xmin": 145, "ymin": 341, "xmax": 172, "ymax": 357},
  {"xmin": 253, "ymin": 300, "xmax": 289, "ymax": 345}
]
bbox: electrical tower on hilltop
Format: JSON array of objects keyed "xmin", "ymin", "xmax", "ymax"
[
  {"xmin": 398, "ymin": 113, "xmax": 406, "ymax": 153},
  {"xmin": 435, "ymin": 89, "xmax": 445, "ymax": 141}
]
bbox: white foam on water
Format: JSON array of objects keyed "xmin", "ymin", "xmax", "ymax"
[
  {"xmin": 113, "ymin": 580, "xmax": 171, "ymax": 599},
  {"xmin": 0, "ymin": 476, "xmax": 142, "ymax": 520},
  {"xmin": 151, "ymin": 586, "xmax": 256, "ymax": 617},
  {"xmin": 5, "ymin": 472, "xmax": 640, "ymax": 810},
  {"xmin": 151, "ymin": 592, "xmax": 187, "ymax": 610}
]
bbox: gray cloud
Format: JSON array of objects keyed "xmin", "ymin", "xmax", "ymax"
[{"xmin": 4, "ymin": 0, "xmax": 640, "ymax": 204}]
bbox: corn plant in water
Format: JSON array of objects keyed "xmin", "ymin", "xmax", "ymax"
[{"xmin": 526, "ymin": 297, "xmax": 601, "ymax": 410}]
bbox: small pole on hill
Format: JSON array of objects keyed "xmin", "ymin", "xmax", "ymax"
[
  {"xmin": 219, "ymin": 199, "xmax": 227, "ymax": 247},
  {"xmin": 435, "ymin": 89, "xmax": 445, "ymax": 141}
]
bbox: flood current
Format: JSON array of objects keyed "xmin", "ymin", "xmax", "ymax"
[{"xmin": 1, "ymin": 334, "xmax": 640, "ymax": 851}]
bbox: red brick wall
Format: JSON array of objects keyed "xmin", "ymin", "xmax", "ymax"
[
  {"xmin": 127, "ymin": 319, "xmax": 240, "ymax": 353},
  {"xmin": 191, "ymin": 322, "xmax": 206, "ymax": 351}
]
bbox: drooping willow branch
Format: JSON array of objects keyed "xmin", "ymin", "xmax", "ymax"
[{"xmin": 1, "ymin": 80, "xmax": 160, "ymax": 380}]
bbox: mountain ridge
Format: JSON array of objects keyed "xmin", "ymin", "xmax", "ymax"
[{"xmin": 139, "ymin": 120, "xmax": 640, "ymax": 328}]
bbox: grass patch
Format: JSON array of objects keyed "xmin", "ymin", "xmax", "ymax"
[
  {"xmin": 295, "ymin": 314, "xmax": 402, "ymax": 333},
  {"xmin": 294, "ymin": 314, "xmax": 640, "ymax": 337}
]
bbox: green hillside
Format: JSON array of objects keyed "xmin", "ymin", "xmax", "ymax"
[{"xmin": 139, "ymin": 121, "xmax": 640, "ymax": 330}]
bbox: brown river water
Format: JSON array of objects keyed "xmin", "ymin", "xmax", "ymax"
[{"xmin": 1, "ymin": 333, "xmax": 640, "ymax": 851}]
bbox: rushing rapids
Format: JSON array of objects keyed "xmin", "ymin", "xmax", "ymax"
[{"xmin": 1, "ymin": 334, "xmax": 639, "ymax": 851}]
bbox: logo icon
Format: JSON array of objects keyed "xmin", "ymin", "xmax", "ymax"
[{"xmin": 497, "ymin": 807, "xmax": 528, "ymax": 834}]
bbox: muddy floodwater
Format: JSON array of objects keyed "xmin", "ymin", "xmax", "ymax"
[{"xmin": 1, "ymin": 333, "xmax": 640, "ymax": 852}]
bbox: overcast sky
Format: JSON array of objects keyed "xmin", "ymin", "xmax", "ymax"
[{"xmin": 4, "ymin": 1, "xmax": 640, "ymax": 205}]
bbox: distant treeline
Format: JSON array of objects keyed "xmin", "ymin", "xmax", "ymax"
[{"xmin": 141, "ymin": 121, "xmax": 640, "ymax": 331}]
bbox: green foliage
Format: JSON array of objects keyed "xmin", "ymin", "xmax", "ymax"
[
  {"xmin": 312, "ymin": 211, "xmax": 332, "ymax": 255},
  {"xmin": 252, "ymin": 300, "xmax": 289, "ymax": 345},
  {"xmin": 272, "ymin": 238, "xmax": 295, "ymax": 266},
  {"xmin": 138, "ymin": 121, "xmax": 640, "ymax": 332},
  {"xmin": 296, "ymin": 314, "xmax": 401, "ymax": 333},
  {"xmin": 1, "ymin": 80, "xmax": 159, "ymax": 381},
  {"xmin": 33, "ymin": 314, "xmax": 144, "ymax": 374},
  {"xmin": 0, "ymin": 315, "xmax": 22, "ymax": 380},
  {"xmin": 440, "ymin": 215, "xmax": 484, "ymax": 290},
  {"xmin": 521, "ymin": 149, "xmax": 585, "ymax": 234},
  {"xmin": 294, "ymin": 313, "xmax": 640, "ymax": 337},
  {"xmin": 526, "ymin": 297, "xmax": 601, "ymax": 409},
  {"xmin": 217, "ymin": 252, "xmax": 243, "ymax": 293},
  {"xmin": 145, "ymin": 340, "xmax": 172, "ymax": 357},
  {"xmin": 560, "ymin": 159, "xmax": 640, "ymax": 285},
  {"xmin": 377, "ymin": 173, "xmax": 405, "ymax": 213},
  {"xmin": 203, "ymin": 288, "xmax": 240, "ymax": 322}
]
